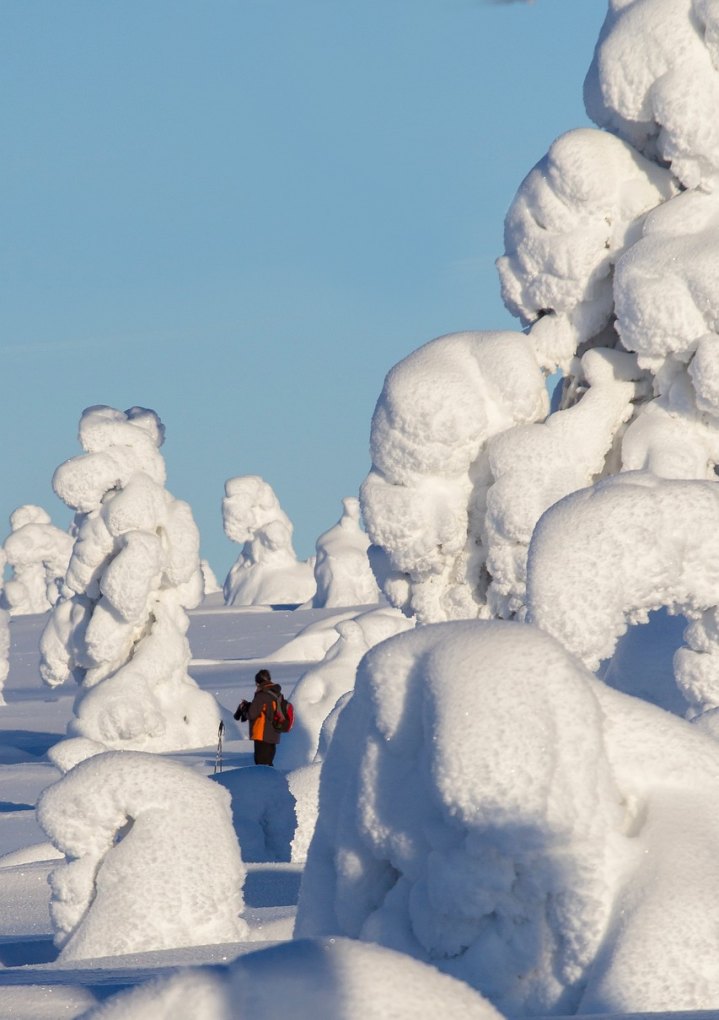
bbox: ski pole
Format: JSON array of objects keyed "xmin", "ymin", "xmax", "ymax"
[{"xmin": 214, "ymin": 720, "xmax": 224, "ymax": 774}]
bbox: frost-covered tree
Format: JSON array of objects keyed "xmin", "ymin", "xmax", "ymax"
[
  {"xmin": 37, "ymin": 751, "xmax": 247, "ymax": 960},
  {"xmin": 312, "ymin": 497, "xmax": 380, "ymax": 608},
  {"xmin": 222, "ymin": 475, "xmax": 315, "ymax": 606},
  {"xmin": 361, "ymin": 0, "xmax": 719, "ymax": 629},
  {"xmin": 310, "ymin": 2, "xmax": 719, "ymax": 1014},
  {"xmin": 0, "ymin": 550, "xmax": 8, "ymax": 706},
  {"xmin": 1, "ymin": 505, "xmax": 73, "ymax": 616},
  {"xmin": 40, "ymin": 405, "xmax": 220, "ymax": 752},
  {"xmin": 297, "ymin": 621, "xmax": 719, "ymax": 1015}
]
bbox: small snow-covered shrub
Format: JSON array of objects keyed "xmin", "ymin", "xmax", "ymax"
[
  {"xmin": 37, "ymin": 751, "xmax": 247, "ymax": 960},
  {"xmin": 222, "ymin": 475, "xmax": 315, "ymax": 606},
  {"xmin": 312, "ymin": 497, "xmax": 379, "ymax": 608},
  {"xmin": 39, "ymin": 406, "xmax": 220, "ymax": 752},
  {"xmin": 1, "ymin": 504, "xmax": 73, "ymax": 615},
  {"xmin": 79, "ymin": 936, "xmax": 502, "ymax": 1020}
]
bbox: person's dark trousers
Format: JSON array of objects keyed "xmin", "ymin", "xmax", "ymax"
[{"xmin": 254, "ymin": 740, "xmax": 276, "ymax": 766}]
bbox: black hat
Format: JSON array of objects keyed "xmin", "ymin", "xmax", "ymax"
[{"xmin": 255, "ymin": 669, "xmax": 272, "ymax": 685}]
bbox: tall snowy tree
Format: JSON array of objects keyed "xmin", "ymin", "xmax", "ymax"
[{"xmin": 40, "ymin": 405, "xmax": 220, "ymax": 752}]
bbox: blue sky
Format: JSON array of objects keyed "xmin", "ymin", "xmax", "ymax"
[{"xmin": 2, "ymin": 0, "xmax": 606, "ymax": 575}]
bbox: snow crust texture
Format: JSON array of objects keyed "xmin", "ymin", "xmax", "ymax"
[
  {"xmin": 37, "ymin": 751, "xmax": 247, "ymax": 960},
  {"xmin": 222, "ymin": 475, "xmax": 315, "ymax": 606},
  {"xmin": 39, "ymin": 406, "xmax": 220, "ymax": 751},
  {"xmin": 296, "ymin": 620, "xmax": 719, "ymax": 1015}
]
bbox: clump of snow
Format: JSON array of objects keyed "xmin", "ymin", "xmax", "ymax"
[
  {"xmin": 39, "ymin": 406, "xmax": 220, "ymax": 752},
  {"xmin": 47, "ymin": 737, "xmax": 107, "ymax": 774},
  {"xmin": 360, "ymin": 331, "xmax": 548, "ymax": 623},
  {"xmin": 497, "ymin": 128, "xmax": 675, "ymax": 372},
  {"xmin": 37, "ymin": 750, "xmax": 247, "ymax": 961},
  {"xmin": 80, "ymin": 936, "xmax": 502, "ymax": 1020},
  {"xmin": 264, "ymin": 609, "xmax": 359, "ymax": 663},
  {"xmin": 526, "ymin": 471, "xmax": 719, "ymax": 718},
  {"xmin": 585, "ymin": 0, "xmax": 719, "ymax": 191},
  {"xmin": 275, "ymin": 606, "xmax": 414, "ymax": 771},
  {"xmin": 222, "ymin": 475, "xmax": 315, "ymax": 606},
  {"xmin": 213, "ymin": 765, "xmax": 296, "ymax": 862},
  {"xmin": 312, "ymin": 497, "xmax": 379, "ymax": 608},
  {"xmin": 296, "ymin": 619, "xmax": 719, "ymax": 1015},
  {"xmin": 1, "ymin": 505, "xmax": 74, "ymax": 616}
]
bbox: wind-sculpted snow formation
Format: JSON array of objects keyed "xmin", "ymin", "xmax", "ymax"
[
  {"xmin": 1, "ymin": 505, "xmax": 73, "ymax": 616},
  {"xmin": 312, "ymin": 497, "xmax": 379, "ymax": 608},
  {"xmin": 297, "ymin": 621, "xmax": 719, "ymax": 1014},
  {"xmin": 39, "ymin": 405, "xmax": 220, "ymax": 752},
  {"xmin": 222, "ymin": 474, "xmax": 315, "ymax": 606},
  {"xmin": 361, "ymin": 0, "xmax": 719, "ymax": 641},
  {"xmin": 37, "ymin": 751, "xmax": 247, "ymax": 960}
]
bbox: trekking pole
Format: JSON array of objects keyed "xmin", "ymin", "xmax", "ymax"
[{"xmin": 214, "ymin": 720, "xmax": 224, "ymax": 775}]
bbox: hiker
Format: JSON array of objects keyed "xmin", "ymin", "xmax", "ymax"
[{"xmin": 234, "ymin": 668, "xmax": 283, "ymax": 766}]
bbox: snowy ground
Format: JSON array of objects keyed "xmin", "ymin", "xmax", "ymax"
[{"xmin": 0, "ymin": 597, "xmax": 718, "ymax": 1020}]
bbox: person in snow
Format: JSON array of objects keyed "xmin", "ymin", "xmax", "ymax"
[{"xmin": 235, "ymin": 669, "xmax": 283, "ymax": 766}]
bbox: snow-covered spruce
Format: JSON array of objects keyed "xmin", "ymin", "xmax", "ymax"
[
  {"xmin": 497, "ymin": 127, "xmax": 675, "ymax": 373},
  {"xmin": 296, "ymin": 620, "xmax": 719, "ymax": 1015},
  {"xmin": 40, "ymin": 405, "xmax": 220, "ymax": 751},
  {"xmin": 311, "ymin": 497, "xmax": 379, "ymax": 608},
  {"xmin": 1, "ymin": 505, "xmax": 73, "ymax": 616},
  {"xmin": 360, "ymin": 330, "xmax": 548, "ymax": 623},
  {"xmin": 36, "ymin": 751, "xmax": 247, "ymax": 960},
  {"xmin": 222, "ymin": 474, "xmax": 315, "ymax": 606}
]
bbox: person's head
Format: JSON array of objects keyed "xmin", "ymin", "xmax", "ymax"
[{"xmin": 255, "ymin": 668, "xmax": 272, "ymax": 686}]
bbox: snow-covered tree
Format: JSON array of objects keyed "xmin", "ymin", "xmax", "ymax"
[
  {"xmin": 1, "ymin": 505, "xmax": 73, "ymax": 616},
  {"xmin": 308, "ymin": 2, "xmax": 719, "ymax": 1015},
  {"xmin": 297, "ymin": 620, "xmax": 719, "ymax": 1015},
  {"xmin": 312, "ymin": 497, "xmax": 379, "ymax": 608},
  {"xmin": 222, "ymin": 474, "xmax": 315, "ymax": 606},
  {"xmin": 360, "ymin": 1, "xmax": 719, "ymax": 630},
  {"xmin": 0, "ymin": 549, "xmax": 8, "ymax": 706},
  {"xmin": 37, "ymin": 750, "xmax": 247, "ymax": 960},
  {"xmin": 40, "ymin": 405, "xmax": 220, "ymax": 752}
]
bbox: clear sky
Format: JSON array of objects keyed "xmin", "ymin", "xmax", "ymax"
[{"xmin": 2, "ymin": 0, "xmax": 606, "ymax": 577}]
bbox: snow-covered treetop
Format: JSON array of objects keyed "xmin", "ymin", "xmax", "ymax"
[{"xmin": 222, "ymin": 474, "xmax": 315, "ymax": 606}]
